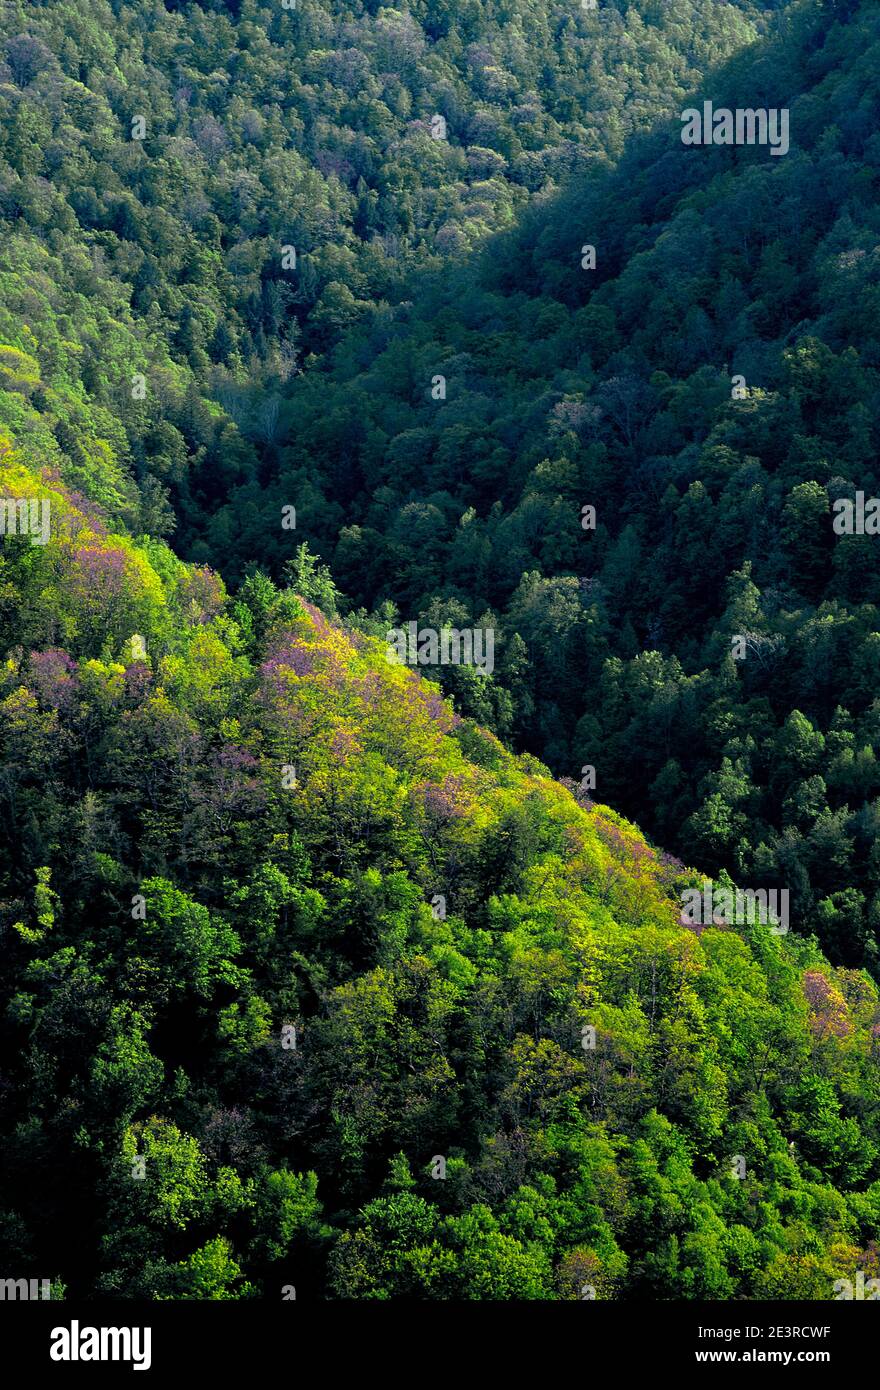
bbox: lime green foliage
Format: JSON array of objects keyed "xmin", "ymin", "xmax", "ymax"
[
  {"xmin": 158, "ymin": 1238, "xmax": 256, "ymax": 1301},
  {"xmin": 2, "ymin": 456, "xmax": 879, "ymax": 1300},
  {"xmin": 12, "ymin": 865, "xmax": 58, "ymax": 944}
]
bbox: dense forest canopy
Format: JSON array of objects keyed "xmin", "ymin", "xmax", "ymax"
[
  {"xmin": 2, "ymin": 445, "xmax": 880, "ymax": 1299},
  {"xmin": 0, "ymin": 0, "xmax": 772, "ymax": 532},
  {"xmin": 185, "ymin": 0, "xmax": 880, "ymax": 982},
  {"xmin": 3, "ymin": 0, "xmax": 880, "ymax": 1303}
]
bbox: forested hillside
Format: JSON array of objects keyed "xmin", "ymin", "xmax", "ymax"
[
  {"xmin": 0, "ymin": 0, "xmax": 771, "ymax": 534},
  {"xmin": 2, "ymin": 446, "xmax": 880, "ymax": 1299},
  {"xmin": 188, "ymin": 0, "xmax": 880, "ymax": 981},
  {"xmin": 3, "ymin": 0, "xmax": 880, "ymax": 1304}
]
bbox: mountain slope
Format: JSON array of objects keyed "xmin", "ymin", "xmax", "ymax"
[
  {"xmin": 0, "ymin": 0, "xmax": 771, "ymax": 538},
  {"xmin": 196, "ymin": 0, "xmax": 880, "ymax": 979},
  {"xmin": 2, "ymin": 444, "xmax": 880, "ymax": 1299}
]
